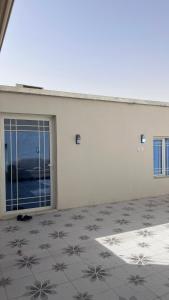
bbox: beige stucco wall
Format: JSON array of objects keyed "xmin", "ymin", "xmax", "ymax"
[{"xmin": 1, "ymin": 89, "xmax": 169, "ymax": 212}]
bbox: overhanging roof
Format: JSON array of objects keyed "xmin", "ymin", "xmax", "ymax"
[{"xmin": 0, "ymin": 0, "xmax": 14, "ymax": 51}]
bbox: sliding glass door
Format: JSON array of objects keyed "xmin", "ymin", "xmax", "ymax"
[{"xmin": 4, "ymin": 118, "xmax": 52, "ymax": 212}]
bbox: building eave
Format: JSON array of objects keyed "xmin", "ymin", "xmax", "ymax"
[{"xmin": 0, "ymin": 0, "xmax": 14, "ymax": 51}]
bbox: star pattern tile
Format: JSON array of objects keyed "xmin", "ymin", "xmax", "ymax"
[{"xmin": 1, "ymin": 195, "xmax": 169, "ymax": 299}]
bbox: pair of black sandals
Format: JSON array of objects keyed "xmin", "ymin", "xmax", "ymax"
[{"xmin": 17, "ymin": 214, "xmax": 32, "ymax": 221}]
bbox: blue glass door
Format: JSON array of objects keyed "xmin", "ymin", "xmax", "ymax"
[{"xmin": 4, "ymin": 119, "xmax": 51, "ymax": 211}]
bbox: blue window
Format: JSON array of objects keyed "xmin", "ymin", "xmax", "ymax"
[
  {"xmin": 153, "ymin": 138, "xmax": 169, "ymax": 176},
  {"xmin": 165, "ymin": 139, "xmax": 169, "ymax": 176},
  {"xmin": 153, "ymin": 139, "xmax": 162, "ymax": 176}
]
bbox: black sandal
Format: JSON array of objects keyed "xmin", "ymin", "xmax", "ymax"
[
  {"xmin": 22, "ymin": 215, "xmax": 32, "ymax": 221},
  {"xmin": 17, "ymin": 214, "xmax": 23, "ymax": 221},
  {"xmin": 17, "ymin": 214, "xmax": 32, "ymax": 221}
]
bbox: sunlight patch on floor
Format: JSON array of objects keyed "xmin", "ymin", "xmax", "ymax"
[{"xmin": 95, "ymin": 223, "xmax": 169, "ymax": 266}]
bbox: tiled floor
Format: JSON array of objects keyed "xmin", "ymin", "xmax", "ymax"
[{"xmin": 1, "ymin": 196, "xmax": 169, "ymax": 300}]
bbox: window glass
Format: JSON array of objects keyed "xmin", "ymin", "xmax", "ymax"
[
  {"xmin": 4, "ymin": 118, "xmax": 51, "ymax": 211},
  {"xmin": 153, "ymin": 139, "xmax": 162, "ymax": 176},
  {"xmin": 165, "ymin": 139, "xmax": 169, "ymax": 176}
]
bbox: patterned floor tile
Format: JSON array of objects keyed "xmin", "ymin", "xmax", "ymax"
[
  {"xmin": 5, "ymin": 275, "xmax": 35, "ymax": 299},
  {"xmin": 2, "ymin": 195, "xmax": 169, "ymax": 299},
  {"xmin": 72, "ymin": 277, "xmax": 109, "ymax": 296},
  {"xmin": 34, "ymin": 268, "xmax": 69, "ymax": 285}
]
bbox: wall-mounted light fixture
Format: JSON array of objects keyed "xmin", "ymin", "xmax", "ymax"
[
  {"xmin": 75, "ymin": 134, "xmax": 81, "ymax": 145},
  {"xmin": 140, "ymin": 134, "xmax": 146, "ymax": 144}
]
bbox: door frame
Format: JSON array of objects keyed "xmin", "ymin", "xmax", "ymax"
[{"xmin": 0, "ymin": 113, "xmax": 55, "ymax": 216}]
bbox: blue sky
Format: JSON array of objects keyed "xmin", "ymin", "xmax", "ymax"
[{"xmin": 1, "ymin": 0, "xmax": 169, "ymax": 101}]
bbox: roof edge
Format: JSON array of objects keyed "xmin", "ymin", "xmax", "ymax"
[
  {"xmin": 0, "ymin": 0, "xmax": 14, "ymax": 51},
  {"xmin": 0, "ymin": 84, "xmax": 169, "ymax": 108}
]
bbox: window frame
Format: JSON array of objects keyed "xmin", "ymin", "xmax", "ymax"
[{"xmin": 153, "ymin": 137, "xmax": 169, "ymax": 177}]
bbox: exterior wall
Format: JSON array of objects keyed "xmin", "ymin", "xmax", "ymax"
[{"xmin": 0, "ymin": 90, "xmax": 169, "ymax": 213}]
